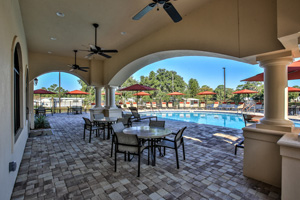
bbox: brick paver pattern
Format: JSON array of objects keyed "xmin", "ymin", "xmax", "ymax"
[{"xmin": 11, "ymin": 113, "xmax": 280, "ymax": 200}]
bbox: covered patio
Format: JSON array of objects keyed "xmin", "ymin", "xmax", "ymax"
[{"xmin": 11, "ymin": 114, "xmax": 279, "ymax": 199}]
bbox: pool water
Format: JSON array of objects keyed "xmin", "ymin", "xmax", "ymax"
[{"xmin": 141, "ymin": 111, "xmax": 300, "ymax": 129}]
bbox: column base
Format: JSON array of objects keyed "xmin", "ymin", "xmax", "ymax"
[
  {"xmin": 278, "ymin": 132, "xmax": 300, "ymax": 200},
  {"xmin": 89, "ymin": 107, "xmax": 104, "ymax": 121},
  {"xmin": 259, "ymin": 118, "xmax": 294, "ymax": 132},
  {"xmin": 102, "ymin": 108, "xmax": 122, "ymax": 118},
  {"xmin": 242, "ymin": 124, "xmax": 297, "ymax": 188}
]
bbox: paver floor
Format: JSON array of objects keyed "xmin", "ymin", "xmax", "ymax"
[{"xmin": 11, "ymin": 113, "xmax": 281, "ymax": 200}]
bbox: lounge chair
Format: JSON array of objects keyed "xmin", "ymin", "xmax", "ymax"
[
  {"xmin": 168, "ymin": 102, "xmax": 173, "ymax": 109},
  {"xmin": 132, "ymin": 102, "xmax": 138, "ymax": 108},
  {"xmin": 146, "ymin": 102, "xmax": 151, "ymax": 109},
  {"xmin": 185, "ymin": 102, "xmax": 191, "ymax": 109},
  {"xmin": 161, "ymin": 102, "xmax": 167, "ymax": 109},
  {"xmin": 179, "ymin": 102, "xmax": 184, "ymax": 109},
  {"xmin": 125, "ymin": 102, "xmax": 131, "ymax": 109},
  {"xmin": 212, "ymin": 102, "xmax": 219, "ymax": 110},
  {"xmin": 192, "ymin": 103, "xmax": 199, "ymax": 109},
  {"xmin": 200, "ymin": 102, "xmax": 206, "ymax": 110},
  {"xmin": 152, "ymin": 102, "xmax": 157, "ymax": 109},
  {"xmin": 234, "ymin": 102, "xmax": 244, "ymax": 112},
  {"xmin": 218, "ymin": 102, "xmax": 227, "ymax": 110},
  {"xmin": 226, "ymin": 102, "xmax": 235, "ymax": 110},
  {"xmin": 129, "ymin": 107, "xmax": 157, "ymax": 122}
]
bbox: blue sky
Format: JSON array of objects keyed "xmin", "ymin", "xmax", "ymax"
[{"xmin": 34, "ymin": 56, "xmax": 300, "ymax": 91}]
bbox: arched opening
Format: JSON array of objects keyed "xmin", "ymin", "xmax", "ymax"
[
  {"xmin": 33, "ymin": 72, "xmax": 94, "ymax": 113},
  {"xmin": 13, "ymin": 43, "xmax": 23, "ymax": 141}
]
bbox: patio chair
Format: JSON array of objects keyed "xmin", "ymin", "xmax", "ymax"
[
  {"xmin": 161, "ymin": 102, "xmax": 167, "ymax": 109},
  {"xmin": 220, "ymin": 102, "xmax": 227, "ymax": 110},
  {"xmin": 179, "ymin": 102, "xmax": 184, "ymax": 109},
  {"xmin": 236, "ymin": 102, "xmax": 245, "ymax": 112},
  {"xmin": 82, "ymin": 117, "xmax": 104, "ymax": 143},
  {"xmin": 200, "ymin": 102, "xmax": 206, "ymax": 110},
  {"xmin": 112, "ymin": 122, "xmax": 147, "ymax": 177},
  {"xmin": 168, "ymin": 102, "xmax": 173, "ymax": 109},
  {"xmin": 37, "ymin": 107, "xmax": 46, "ymax": 116},
  {"xmin": 255, "ymin": 102, "xmax": 263, "ymax": 113},
  {"xmin": 125, "ymin": 102, "xmax": 131, "ymax": 109},
  {"xmin": 149, "ymin": 120, "xmax": 165, "ymax": 128},
  {"xmin": 226, "ymin": 102, "xmax": 236, "ymax": 110},
  {"xmin": 155, "ymin": 127, "xmax": 187, "ymax": 169},
  {"xmin": 117, "ymin": 114, "xmax": 132, "ymax": 127},
  {"xmin": 185, "ymin": 102, "xmax": 191, "ymax": 109}
]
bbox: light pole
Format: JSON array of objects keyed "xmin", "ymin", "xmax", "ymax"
[{"xmin": 223, "ymin": 67, "xmax": 226, "ymax": 102}]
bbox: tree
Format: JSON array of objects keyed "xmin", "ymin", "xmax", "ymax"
[
  {"xmin": 235, "ymin": 81, "xmax": 264, "ymax": 102},
  {"xmin": 78, "ymin": 80, "xmax": 95, "ymax": 105},
  {"xmin": 188, "ymin": 78, "xmax": 200, "ymax": 98},
  {"xmin": 214, "ymin": 85, "xmax": 234, "ymax": 102}
]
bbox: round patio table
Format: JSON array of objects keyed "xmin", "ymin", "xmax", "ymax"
[
  {"xmin": 123, "ymin": 126, "xmax": 172, "ymax": 166},
  {"xmin": 94, "ymin": 117, "xmax": 118, "ymax": 139}
]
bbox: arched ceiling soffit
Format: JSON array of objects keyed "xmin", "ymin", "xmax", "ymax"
[{"xmin": 108, "ymin": 50, "xmax": 250, "ymax": 86}]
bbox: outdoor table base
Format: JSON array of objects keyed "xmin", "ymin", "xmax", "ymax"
[{"xmin": 94, "ymin": 117, "xmax": 118, "ymax": 140}]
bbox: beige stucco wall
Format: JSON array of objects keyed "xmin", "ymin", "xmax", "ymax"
[{"xmin": 0, "ymin": 0, "xmax": 29, "ymax": 199}]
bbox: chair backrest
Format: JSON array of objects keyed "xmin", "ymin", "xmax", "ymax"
[
  {"xmin": 126, "ymin": 102, "xmax": 131, "ymax": 107},
  {"xmin": 82, "ymin": 117, "xmax": 92, "ymax": 126},
  {"xmin": 175, "ymin": 127, "xmax": 187, "ymax": 146},
  {"xmin": 93, "ymin": 113, "xmax": 104, "ymax": 119},
  {"xmin": 179, "ymin": 102, "xmax": 184, "ymax": 108},
  {"xmin": 213, "ymin": 102, "xmax": 219, "ymax": 108},
  {"xmin": 149, "ymin": 120, "xmax": 165, "ymax": 128},
  {"xmin": 117, "ymin": 115, "xmax": 131, "ymax": 126},
  {"xmin": 162, "ymin": 102, "xmax": 167, "ymax": 108},
  {"xmin": 200, "ymin": 102, "xmax": 205, "ymax": 107},
  {"xmin": 131, "ymin": 110, "xmax": 140, "ymax": 118},
  {"xmin": 168, "ymin": 102, "xmax": 173, "ymax": 107},
  {"xmin": 112, "ymin": 122, "xmax": 125, "ymax": 133},
  {"xmin": 132, "ymin": 102, "xmax": 137, "ymax": 108},
  {"xmin": 193, "ymin": 103, "xmax": 199, "ymax": 108},
  {"xmin": 237, "ymin": 103, "xmax": 244, "ymax": 109},
  {"xmin": 146, "ymin": 102, "xmax": 151, "ymax": 108}
]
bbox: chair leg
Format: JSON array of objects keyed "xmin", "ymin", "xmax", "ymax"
[
  {"xmin": 124, "ymin": 152, "xmax": 127, "ymax": 161},
  {"xmin": 234, "ymin": 145, "xmax": 237, "ymax": 155},
  {"xmin": 138, "ymin": 151, "xmax": 141, "ymax": 177},
  {"xmin": 83, "ymin": 127, "xmax": 86, "ymax": 140},
  {"xmin": 111, "ymin": 135, "xmax": 114, "ymax": 157},
  {"xmin": 148, "ymin": 140, "xmax": 150, "ymax": 165},
  {"xmin": 175, "ymin": 147, "xmax": 179, "ymax": 169},
  {"xmin": 89, "ymin": 131, "xmax": 92, "ymax": 143},
  {"xmin": 182, "ymin": 141, "xmax": 185, "ymax": 160},
  {"xmin": 114, "ymin": 146, "xmax": 117, "ymax": 172}
]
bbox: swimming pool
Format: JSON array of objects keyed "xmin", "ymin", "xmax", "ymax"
[{"xmin": 140, "ymin": 111, "xmax": 300, "ymax": 129}]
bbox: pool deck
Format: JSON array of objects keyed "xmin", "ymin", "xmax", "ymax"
[{"xmin": 11, "ymin": 113, "xmax": 281, "ymax": 200}]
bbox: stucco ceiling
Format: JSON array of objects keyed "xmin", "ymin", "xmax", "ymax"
[{"xmin": 19, "ymin": 0, "xmax": 209, "ymax": 60}]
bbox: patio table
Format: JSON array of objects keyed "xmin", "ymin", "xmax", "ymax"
[
  {"xmin": 123, "ymin": 126, "xmax": 171, "ymax": 166},
  {"xmin": 94, "ymin": 117, "xmax": 118, "ymax": 139}
]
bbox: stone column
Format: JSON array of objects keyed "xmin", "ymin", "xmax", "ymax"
[
  {"xmin": 109, "ymin": 86, "xmax": 117, "ymax": 108},
  {"xmin": 105, "ymin": 85, "xmax": 110, "ymax": 109},
  {"xmin": 257, "ymin": 52, "xmax": 294, "ymax": 130},
  {"xmin": 94, "ymin": 86, "xmax": 102, "ymax": 108}
]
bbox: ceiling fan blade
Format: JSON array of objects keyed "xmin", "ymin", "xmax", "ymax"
[
  {"xmin": 78, "ymin": 68, "xmax": 88, "ymax": 72},
  {"xmin": 89, "ymin": 44, "xmax": 97, "ymax": 50},
  {"xmin": 101, "ymin": 49, "xmax": 118, "ymax": 53},
  {"xmin": 85, "ymin": 53, "xmax": 94, "ymax": 58},
  {"xmin": 133, "ymin": 3, "xmax": 156, "ymax": 20},
  {"xmin": 80, "ymin": 67, "xmax": 89, "ymax": 69},
  {"xmin": 163, "ymin": 2, "xmax": 182, "ymax": 23},
  {"xmin": 99, "ymin": 52, "xmax": 111, "ymax": 58}
]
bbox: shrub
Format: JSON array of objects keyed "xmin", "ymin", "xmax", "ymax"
[{"xmin": 34, "ymin": 115, "xmax": 51, "ymax": 129}]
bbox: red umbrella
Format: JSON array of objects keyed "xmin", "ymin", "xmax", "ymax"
[
  {"xmin": 288, "ymin": 87, "xmax": 300, "ymax": 92},
  {"xmin": 65, "ymin": 90, "xmax": 89, "ymax": 106},
  {"xmin": 118, "ymin": 84, "xmax": 156, "ymax": 91},
  {"xmin": 119, "ymin": 84, "xmax": 156, "ymax": 107},
  {"xmin": 241, "ymin": 60, "xmax": 300, "ymax": 81},
  {"xmin": 197, "ymin": 91, "xmax": 216, "ymax": 95},
  {"xmin": 34, "ymin": 89, "xmax": 56, "ymax": 107},
  {"xmin": 167, "ymin": 92, "xmax": 185, "ymax": 95},
  {"xmin": 133, "ymin": 91, "xmax": 151, "ymax": 96},
  {"xmin": 233, "ymin": 89, "xmax": 258, "ymax": 94}
]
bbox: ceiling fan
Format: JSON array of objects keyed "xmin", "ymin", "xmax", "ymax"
[
  {"xmin": 133, "ymin": 0, "xmax": 182, "ymax": 23},
  {"xmin": 68, "ymin": 50, "xmax": 89, "ymax": 72},
  {"xmin": 82, "ymin": 23, "xmax": 118, "ymax": 59}
]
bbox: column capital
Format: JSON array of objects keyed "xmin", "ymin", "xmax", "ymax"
[{"xmin": 257, "ymin": 50, "xmax": 293, "ymax": 68}]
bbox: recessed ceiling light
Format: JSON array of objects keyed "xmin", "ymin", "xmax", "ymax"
[
  {"xmin": 121, "ymin": 32, "xmax": 126, "ymax": 35},
  {"xmin": 48, "ymin": 51, "xmax": 52, "ymax": 54},
  {"xmin": 56, "ymin": 12, "xmax": 65, "ymax": 17},
  {"xmin": 50, "ymin": 37, "xmax": 57, "ymax": 40}
]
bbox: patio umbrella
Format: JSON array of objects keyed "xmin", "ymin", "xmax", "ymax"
[
  {"xmin": 241, "ymin": 60, "xmax": 300, "ymax": 82},
  {"xmin": 119, "ymin": 84, "xmax": 156, "ymax": 107},
  {"xmin": 65, "ymin": 90, "xmax": 89, "ymax": 106},
  {"xmin": 167, "ymin": 92, "xmax": 185, "ymax": 107},
  {"xmin": 34, "ymin": 89, "xmax": 56, "ymax": 107},
  {"xmin": 197, "ymin": 91, "xmax": 216, "ymax": 105},
  {"xmin": 133, "ymin": 91, "xmax": 151, "ymax": 106},
  {"xmin": 233, "ymin": 89, "xmax": 258, "ymax": 102}
]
